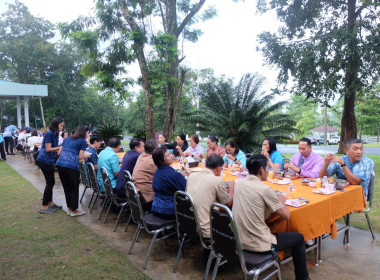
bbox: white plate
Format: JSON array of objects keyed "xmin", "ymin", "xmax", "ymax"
[
  {"xmin": 312, "ymin": 189, "xmax": 336, "ymax": 195},
  {"xmin": 285, "ymin": 199, "xmax": 306, "ymax": 208}
]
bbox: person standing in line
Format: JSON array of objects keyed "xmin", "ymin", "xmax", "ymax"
[
  {"xmin": 56, "ymin": 125, "xmax": 90, "ymax": 217},
  {"xmin": 36, "ymin": 117, "xmax": 64, "ymax": 214},
  {"xmin": 0, "ymin": 133, "xmax": 6, "ymax": 160},
  {"xmin": 3, "ymin": 125, "xmax": 19, "ymax": 155}
]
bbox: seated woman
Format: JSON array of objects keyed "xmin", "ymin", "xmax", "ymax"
[
  {"xmin": 151, "ymin": 146, "xmax": 187, "ymax": 219},
  {"xmin": 165, "ymin": 133, "xmax": 188, "ymax": 157},
  {"xmin": 158, "ymin": 133, "xmax": 173, "ymax": 154},
  {"xmin": 205, "ymin": 136, "xmax": 225, "ymax": 158},
  {"xmin": 223, "ymin": 140, "xmax": 246, "ymax": 167},
  {"xmin": 181, "ymin": 134, "xmax": 204, "ymax": 158},
  {"xmin": 261, "ymin": 137, "xmax": 283, "ymax": 171}
]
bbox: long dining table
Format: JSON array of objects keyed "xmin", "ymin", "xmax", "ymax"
[{"xmin": 217, "ymin": 167, "xmax": 367, "ymax": 263}]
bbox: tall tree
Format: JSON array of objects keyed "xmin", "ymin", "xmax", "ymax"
[
  {"xmin": 59, "ymin": 0, "xmax": 217, "ymax": 139},
  {"xmin": 257, "ymin": 0, "xmax": 380, "ymax": 153}
]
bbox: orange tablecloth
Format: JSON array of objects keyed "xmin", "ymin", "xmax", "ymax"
[
  {"xmin": 116, "ymin": 152, "xmax": 125, "ymax": 159},
  {"xmin": 219, "ymin": 169, "xmax": 366, "ymax": 241}
]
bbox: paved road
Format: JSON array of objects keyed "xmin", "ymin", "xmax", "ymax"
[{"xmin": 277, "ymin": 144, "xmax": 380, "ymax": 155}]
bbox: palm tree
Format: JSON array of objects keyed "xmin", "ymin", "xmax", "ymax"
[{"xmin": 195, "ymin": 73, "xmax": 295, "ymax": 153}]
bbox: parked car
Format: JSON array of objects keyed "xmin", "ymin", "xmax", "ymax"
[
  {"xmin": 328, "ymin": 136, "xmax": 340, "ymax": 145},
  {"xmin": 304, "ymin": 134, "xmax": 324, "ymax": 145}
]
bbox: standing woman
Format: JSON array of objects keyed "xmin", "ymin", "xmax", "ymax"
[
  {"xmin": 56, "ymin": 125, "xmax": 89, "ymax": 217},
  {"xmin": 261, "ymin": 137, "xmax": 284, "ymax": 171},
  {"xmin": 223, "ymin": 140, "xmax": 246, "ymax": 167},
  {"xmin": 36, "ymin": 117, "xmax": 64, "ymax": 214}
]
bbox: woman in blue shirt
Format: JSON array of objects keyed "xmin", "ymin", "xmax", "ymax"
[
  {"xmin": 56, "ymin": 125, "xmax": 89, "ymax": 217},
  {"xmin": 223, "ymin": 140, "xmax": 246, "ymax": 167},
  {"xmin": 151, "ymin": 146, "xmax": 186, "ymax": 219},
  {"xmin": 261, "ymin": 137, "xmax": 283, "ymax": 171},
  {"xmin": 36, "ymin": 117, "xmax": 64, "ymax": 214}
]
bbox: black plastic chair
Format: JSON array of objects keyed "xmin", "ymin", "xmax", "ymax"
[
  {"xmin": 79, "ymin": 161, "xmax": 91, "ymax": 203},
  {"xmin": 99, "ymin": 167, "xmax": 129, "ymax": 232},
  {"xmin": 205, "ymin": 203, "xmax": 281, "ymax": 280},
  {"xmin": 126, "ymin": 181, "xmax": 176, "ymax": 269},
  {"xmin": 86, "ymin": 162, "xmax": 101, "ymax": 213},
  {"xmin": 349, "ymin": 171, "xmax": 376, "ymax": 240},
  {"xmin": 172, "ymin": 191, "xmax": 211, "ymax": 274},
  {"xmin": 123, "ymin": 170, "xmax": 133, "ymax": 232}
]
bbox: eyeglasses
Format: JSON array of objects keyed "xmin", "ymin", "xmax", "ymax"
[{"xmin": 207, "ymin": 142, "xmax": 211, "ymax": 145}]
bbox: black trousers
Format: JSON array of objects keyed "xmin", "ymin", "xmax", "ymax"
[
  {"xmin": 58, "ymin": 166, "xmax": 80, "ymax": 211},
  {"xmin": 0, "ymin": 141, "xmax": 5, "ymax": 160},
  {"xmin": 273, "ymin": 232, "xmax": 309, "ymax": 280},
  {"xmin": 36, "ymin": 161, "xmax": 56, "ymax": 206},
  {"xmin": 4, "ymin": 137, "xmax": 14, "ymax": 154}
]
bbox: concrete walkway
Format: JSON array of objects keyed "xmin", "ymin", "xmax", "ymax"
[{"xmin": 5, "ymin": 155, "xmax": 380, "ymax": 280}]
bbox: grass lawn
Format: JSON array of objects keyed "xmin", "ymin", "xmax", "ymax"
[
  {"xmin": 0, "ymin": 161, "xmax": 149, "ymax": 280},
  {"xmin": 283, "ymin": 153, "xmax": 379, "ymax": 233},
  {"xmin": 364, "ymin": 142, "xmax": 380, "ymax": 148}
]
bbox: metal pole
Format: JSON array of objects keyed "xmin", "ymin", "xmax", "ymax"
[{"xmin": 39, "ymin": 97, "xmax": 46, "ymax": 129}]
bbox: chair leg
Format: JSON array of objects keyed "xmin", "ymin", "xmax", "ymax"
[
  {"xmin": 143, "ymin": 231, "xmax": 159, "ymax": 269},
  {"xmin": 124, "ymin": 212, "xmax": 132, "ymax": 232},
  {"xmin": 88, "ymin": 191, "xmax": 96, "ymax": 208},
  {"xmin": 113, "ymin": 204, "xmax": 127, "ymax": 232},
  {"xmin": 203, "ymin": 251, "xmax": 213, "ymax": 280},
  {"xmin": 129, "ymin": 224, "xmax": 141, "ymax": 254},
  {"xmin": 98, "ymin": 198, "xmax": 107, "ymax": 220},
  {"xmin": 103, "ymin": 201, "xmax": 113, "ymax": 224},
  {"xmin": 343, "ymin": 213, "xmax": 350, "ymax": 246},
  {"xmin": 365, "ymin": 213, "xmax": 376, "ymax": 240},
  {"xmin": 80, "ymin": 186, "xmax": 88, "ymax": 203},
  {"xmin": 90, "ymin": 193, "xmax": 99, "ymax": 214},
  {"xmin": 210, "ymin": 257, "xmax": 221, "ymax": 280},
  {"xmin": 173, "ymin": 236, "xmax": 186, "ymax": 273}
]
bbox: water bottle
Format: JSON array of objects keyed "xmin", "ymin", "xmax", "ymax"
[
  {"xmin": 288, "ymin": 183, "xmax": 294, "ymax": 199},
  {"xmin": 322, "ymin": 176, "xmax": 328, "ymax": 188}
]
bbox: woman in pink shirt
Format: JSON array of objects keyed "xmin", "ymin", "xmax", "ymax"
[{"xmin": 205, "ymin": 136, "xmax": 225, "ymax": 158}]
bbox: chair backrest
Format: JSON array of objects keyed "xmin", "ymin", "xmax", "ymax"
[
  {"xmin": 100, "ymin": 167, "xmax": 115, "ymax": 200},
  {"xmin": 123, "ymin": 170, "xmax": 132, "ymax": 183},
  {"xmin": 79, "ymin": 161, "xmax": 89, "ymax": 187},
  {"xmin": 87, "ymin": 162, "xmax": 100, "ymax": 192},
  {"xmin": 126, "ymin": 181, "xmax": 145, "ymax": 225},
  {"xmin": 174, "ymin": 191, "xmax": 208, "ymax": 248},
  {"xmin": 367, "ymin": 171, "xmax": 375, "ymax": 207}
]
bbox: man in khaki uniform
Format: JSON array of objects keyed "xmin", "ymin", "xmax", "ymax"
[
  {"xmin": 233, "ymin": 154, "xmax": 310, "ymax": 280},
  {"xmin": 186, "ymin": 154, "xmax": 234, "ymax": 238}
]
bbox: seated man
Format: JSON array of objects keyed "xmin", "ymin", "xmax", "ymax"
[
  {"xmin": 186, "ymin": 154, "xmax": 233, "ymax": 239},
  {"xmin": 319, "ymin": 138, "xmax": 374, "ymax": 198},
  {"xmin": 284, "ymin": 137, "xmax": 324, "ymax": 178},
  {"xmin": 97, "ymin": 137, "xmax": 121, "ymax": 193},
  {"xmin": 233, "ymin": 154, "xmax": 309, "ymax": 280},
  {"xmin": 129, "ymin": 139, "xmax": 158, "ymax": 210},
  {"xmin": 85, "ymin": 133, "xmax": 102, "ymax": 172},
  {"xmin": 115, "ymin": 138, "xmax": 145, "ymax": 195}
]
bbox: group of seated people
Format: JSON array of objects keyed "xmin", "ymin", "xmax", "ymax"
[{"xmin": 94, "ymin": 132, "xmax": 373, "ymax": 280}]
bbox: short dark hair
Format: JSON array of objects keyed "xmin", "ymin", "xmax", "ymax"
[
  {"xmin": 145, "ymin": 138, "xmax": 158, "ymax": 154},
  {"xmin": 71, "ymin": 125, "xmax": 88, "ymax": 139},
  {"xmin": 263, "ymin": 137, "xmax": 277, "ymax": 154},
  {"xmin": 190, "ymin": 134, "xmax": 199, "ymax": 144},
  {"xmin": 61, "ymin": 130, "xmax": 67, "ymax": 138},
  {"xmin": 152, "ymin": 146, "xmax": 167, "ymax": 167},
  {"xmin": 206, "ymin": 154, "xmax": 224, "ymax": 169},
  {"xmin": 49, "ymin": 117, "xmax": 64, "ymax": 132},
  {"xmin": 31, "ymin": 130, "xmax": 38, "ymax": 137},
  {"xmin": 90, "ymin": 134, "xmax": 102, "ymax": 144},
  {"xmin": 160, "ymin": 133, "xmax": 168, "ymax": 142},
  {"xmin": 345, "ymin": 138, "xmax": 362, "ymax": 149},
  {"xmin": 299, "ymin": 138, "xmax": 312, "ymax": 146},
  {"xmin": 108, "ymin": 137, "xmax": 121, "ymax": 148},
  {"xmin": 225, "ymin": 140, "xmax": 240, "ymax": 155},
  {"xmin": 129, "ymin": 138, "xmax": 144, "ymax": 150},
  {"xmin": 247, "ymin": 154, "xmax": 268, "ymax": 175},
  {"xmin": 208, "ymin": 136, "xmax": 219, "ymax": 144}
]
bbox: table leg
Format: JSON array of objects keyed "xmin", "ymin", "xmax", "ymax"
[{"xmin": 343, "ymin": 213, "xmax": 351, "ymax": 246}]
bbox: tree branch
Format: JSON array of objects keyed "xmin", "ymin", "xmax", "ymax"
[
  {"xmin": 355, "ymin": 4, "xmax": 368, "ymax": 18},
  {"xmin": 156, "ymin": 0, "xmax": 167, "ymax": 32},
  {"xmin": 175, "ymin": 0, "xmax": 206, "ymax": 37}
]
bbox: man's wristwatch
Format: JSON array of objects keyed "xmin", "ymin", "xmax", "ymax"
[
  {"xmin": 298, "ymin": 168, "xmax": 301, "ymax": 174},
  {"xmin": 340, "ymin": 163, "xmax": 347, "ymax": 167}
]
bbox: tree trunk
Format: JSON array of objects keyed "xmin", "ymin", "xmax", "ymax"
[
  {"xmin": 338, "ymin": 0, "xmax": 359, "ymax": 154},
  {"xmin": 324, "ymin": 104, "xmax": 327, "ymax": 144},
  {"xmin": 359, "ymin": 123, "xmax": 362, "ymax": 140}
]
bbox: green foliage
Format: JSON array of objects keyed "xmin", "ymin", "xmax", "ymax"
[
  {"xmin": 97, "ymin": 123, "xmax": 123, "ymax": 145},
  {"xmin": 356, "ymin": 85, "xmax": 380, "ymax": 136},
  {"xmin": 195, "ymin": 73, "xmax": 296, "ymax": 153}
]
